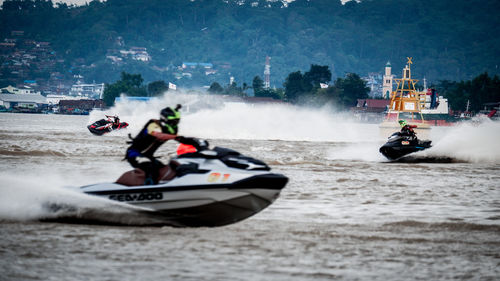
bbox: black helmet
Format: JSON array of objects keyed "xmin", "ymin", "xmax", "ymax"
[
  {"xmin": 161, "ymin": 104, "xmax": 181, "ymax": 120},
  {"xmin": 160, "ymin": 104, "xmax": 181, "ymax": 132}
]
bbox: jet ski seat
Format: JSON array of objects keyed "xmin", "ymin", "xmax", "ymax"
[
  {"xmin": 158, "ymin": 160, "xmax": 179, "ymax": 182},
  {"xmin": 115, "ymin": 168, "xmax": 147, "ymax": 186},
  {"xmin": 115, "ymin": 160, "xmax": 180, "ymax": 186}
]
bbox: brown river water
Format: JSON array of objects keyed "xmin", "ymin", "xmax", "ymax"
[{"xmin": 1, "ymin": 97, "xmax": 499, "ymax": 281}]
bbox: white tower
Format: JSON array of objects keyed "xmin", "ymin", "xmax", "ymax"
[
  {"xmin": 382, "ymin": 61, "xmax": 394, "ymax": 99},
  {"xmin": 264, "ymin": 56, "xmax": 271, "ymax": 89}
]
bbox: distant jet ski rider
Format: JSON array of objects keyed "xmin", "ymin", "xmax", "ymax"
[
  {"xmin": 398, "ymin": 119, "xmax": 417, "ymax": 139},
  {"xmin": 124, "ymin": 105, "xmax": 181, "ymax": 185},
  {"xmin": 106, "ymin": 115, "xmax": 121, "ymax": 129}
]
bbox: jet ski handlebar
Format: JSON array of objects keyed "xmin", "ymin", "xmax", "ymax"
[{"xmin": 175, "ymin": 136, "xmax": 209, "ymax": 151}]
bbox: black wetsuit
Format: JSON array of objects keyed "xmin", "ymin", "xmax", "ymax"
[
  {"xmin": 400, "ymin": 125, "xmax": 417, "ymax": 139},
  {"xmin": 112, "ymin": 118, "xmax": 120, "ymax": 129},
  {"xmin": 125, "ymin": 119, "xmax": 177, "ymax": 183}
]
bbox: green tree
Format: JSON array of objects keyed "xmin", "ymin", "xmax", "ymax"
[
  {"xmin": 284, "ymin": 71, "xmax": 306, "ymax": 103},
  {"xmin": 334, "ymin": 73, "xmax": 370, "ymax": 108},
  {"xmin": 252, "ymin": 75, "xmax": 264, "ymax": 96},
  {"xmin": 310, "ymin": 86, "xmax": 342, "ymax": 107},
  {"xmin": 102, "ymin": 72, "xmax": 147, "ymax": 106},
  {"xmin": 436, "ymin": 73, "xmax": 500, "ymax": 112},
  {"xmin": 224, "ymin": 81, "xmax": 245, "ymax": 96},
  {"xmin": 303, "ymin": 64, "xmax": 332, "ymax": 90},
  {"xmin": 255, "ymin": 88, "xmax": 283, "ymax": 100},
  {"xmin": 120, "ymin": 72, "xmax": 143, "ymax": 88},
  {"xmin": 102, "ymin": 82, "xmax": 126, "ymax": 106},
  {"xmin": 147, "ymin": 80, "xmax": 168, "ymax": 96},
  {"xmin": 208, "ymin": 82, "xmax": 224, "ymax": 94},
  {"xmin": 126, "ymin": 86, "xmax": 148, "ymax": 97}
]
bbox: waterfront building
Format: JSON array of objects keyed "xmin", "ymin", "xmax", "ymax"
[
  {"xmin": 58, "ymin": 99, "xmax": 105, "ymax": 115},
  {"xmin": 69, "ymin": 82, "xmax": 105, "ymax": 99},
  {"xmin": 352, "ymin": 99, "xmax": 390, "ymax": 123},
  {"xmin": 1, "ymin": 85, "xmax": 40, "ymax": 95},
  {"xmin": 363, "ymin": 72, "xmax": 383, "ymax": 98},
  {"xmin": 382, "ymin": 61, "xmax": 394, "ymax": 99},
  {"xmin": 0, "ymin": 92, "xmax": 47, "ymax": 110},
  {"xmin": 45, "ymin": 94, "xmax": 90, "ymax": 105}
]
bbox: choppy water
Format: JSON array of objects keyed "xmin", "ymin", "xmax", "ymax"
[{"xmin": 1, "ymin": 96, "xmax": 499, "ymax": 280}]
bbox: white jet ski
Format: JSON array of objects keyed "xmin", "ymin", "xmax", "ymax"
[{"xmin": 79, "ymin": 138, "xmax": 288, "ymax": 227}]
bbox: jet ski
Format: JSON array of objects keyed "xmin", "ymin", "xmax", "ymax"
[
  {"xmin": 79, "ymin": 138, "xmax": 288, "ymax": 227},
  {"xmin": 379, "ymin": 132, "xmax": 432, "ymax": 160},
  {"xmin": 87, "ymin": 116, "xmax": 128, "ymax": 136}
]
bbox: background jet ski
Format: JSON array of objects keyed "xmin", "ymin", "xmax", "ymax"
[
  {"xmin": 87, "ymin": 115, "xmax": 128, "ymax": 136},
  {"xmin": 379, "ymin": 131, "xmax": 432, "ymax": 160},
  {"xmin": 79, "ymin": 138, "xmax": 288, "ymax": 227}
]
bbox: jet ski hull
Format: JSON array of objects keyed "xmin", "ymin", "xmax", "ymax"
[
  {"xmin": 87, "ymin": 119, "xmax": 128, "ymax": 136},
  {"xmin": 379, "ymin": 133, "xmax": 432, "ymax": 160},
  {"xmin": 379, "ymin": 142, "xmax": 431, "ymax": 160},
  {"xmin": 81, "ymin": 173, "xmax": 288, "ymax": 227}
]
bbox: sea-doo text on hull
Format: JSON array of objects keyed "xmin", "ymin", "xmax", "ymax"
[
  {"xmin": 379, "ymin": 132, "xmax": 432, "ymax": 160},
  {"xmin": 80, "ymin": 140, "xmax": 288, "ymax": 227}
]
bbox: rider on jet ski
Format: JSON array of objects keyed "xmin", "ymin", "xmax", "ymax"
[
  {"xmin": 106, "ymin": 115, "xmax": 121, "ymax": 129},
  {"xmin": 125, "ymin": 105, "xmax": 181, "ymax": 185},
  {"xmin": 399, "ymin": 119, "xmax": 418, "ymax": 139}
]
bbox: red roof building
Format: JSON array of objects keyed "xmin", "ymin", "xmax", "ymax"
[{"xmin": 354, "ymin": 99, "xmax": 390, "ymax": 113}]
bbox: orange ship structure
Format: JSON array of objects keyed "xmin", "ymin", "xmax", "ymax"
[{"xmin": 379, "ymin": 57, "xmax": 432, "ymax": 137}]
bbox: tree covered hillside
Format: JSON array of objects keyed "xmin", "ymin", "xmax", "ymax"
[{"xmin": 1, "ymin": 0, "xmax": 499, "ymax": 87}]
